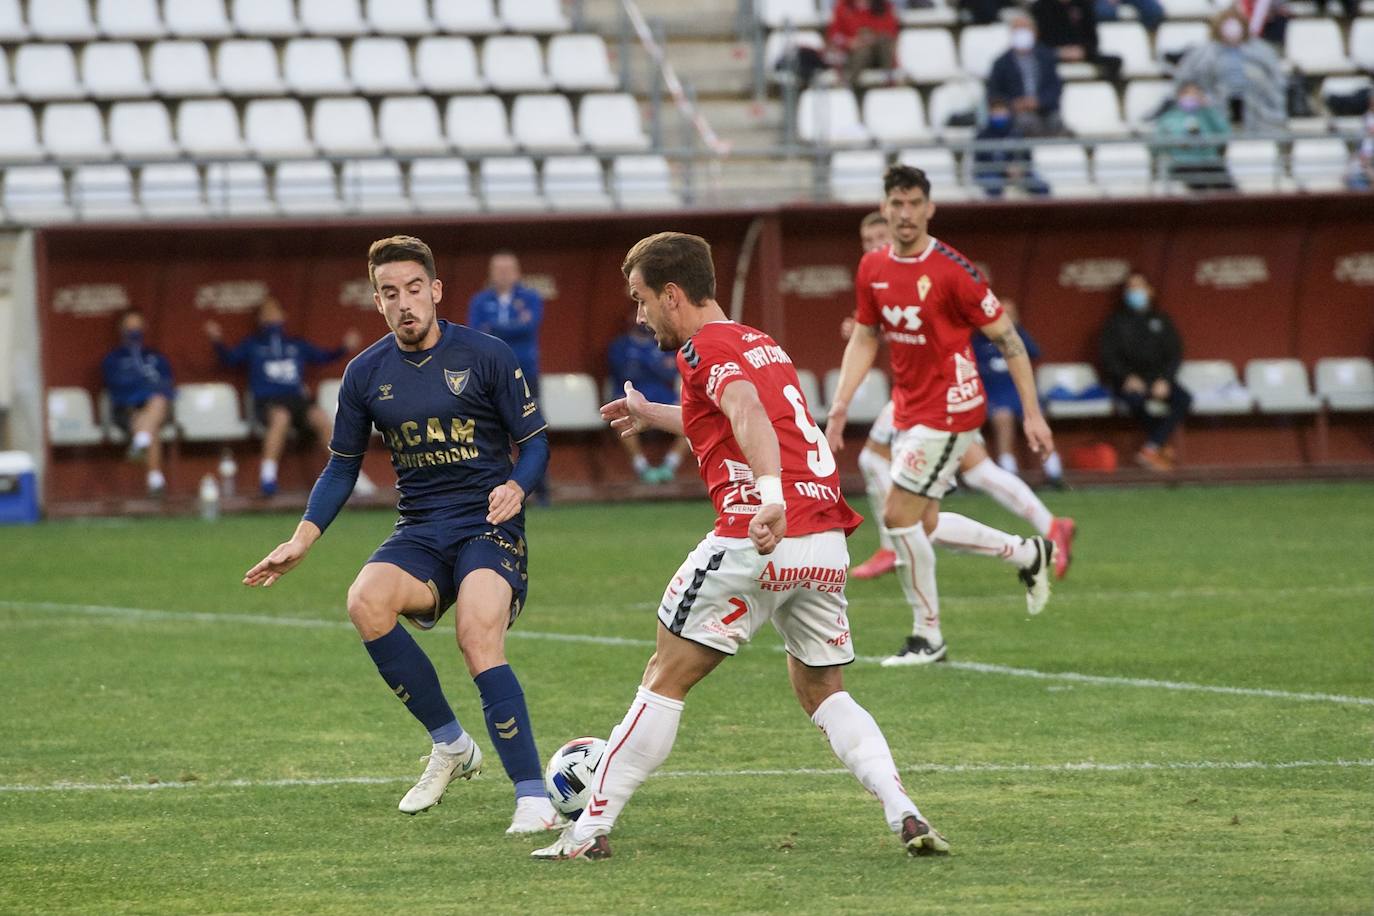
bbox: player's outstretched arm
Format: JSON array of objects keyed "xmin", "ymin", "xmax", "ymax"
[
  {"xmin": 979, "ymin": 313, "xmax": 1054, "ymax": 459},
  {"xmin": 824, "ymin": 323, "xmax": 880, "ymax": 454},
  {"xmin": 719, "ymin": 380, "xmax": 787, "ymax": 555},
  {"xmin": 244, "ymin": 520, "xmax": 320, "ymax": 587},
  {"xmin": 600, "ymin": 381, "xmax": 684, "ymax": 438}
]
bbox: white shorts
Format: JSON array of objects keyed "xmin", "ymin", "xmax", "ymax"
[
  {"xmin": 866, "ymin": 400, "xmax": 896, "ymax": 448},
  {"xmin": 657, "ymin": 531, "xmax": 855, "ymax": 667},
  {"xmin": 890, "ymin": 425, "xmax": 978, "ymax": 500}
]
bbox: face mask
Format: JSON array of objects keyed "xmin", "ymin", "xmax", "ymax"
[
  {"xmin": 262, "ymin": 321, "xmax": 284, "ymax": 332},
  {"xmin": 987, "ymin": 113, "xmax": 1012, "ymax": 131},
  {"xmin": 1124, "ymin": 289, "xmax": 1150, "ymax": 311},
  {"xmin": 1178, "ymin": 96, "xmax": 1202, "ymax": 112},
  {"xmin": 1219, "ymin": 18, "xmax": 1244, "ymax": 43},
  {"xmin": 122, "ymin": 329, "xmax": 144, "ymax": 347},
  {"xmin": 1011, "ymin": 28, "xmax": 1035, "ymax": 51}
]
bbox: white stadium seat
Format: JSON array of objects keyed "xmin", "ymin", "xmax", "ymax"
[
  {"xmin": 0, "ymin": 47, "xmax": 12, "ymax": 99},
  {"xmin": 275, "ymin": 161, "xmax": 343, "ymax": 215},
  {"xmin": 757, "ymin": 0, "xmax": 823, "ymax": 28},
  {"xmin": 578, "ymin": 93, "xmax": 651, "ymax": 151},
  {"xmin": 299, "ymin": 0, "xmax": 367, "ymax": 36},
  {"xmin": 244, "ymin": 98, "xmax": 315, "ymax": 158},
  {"xmin": 350, "ymin": 37, "xmax": 417, "ymax": 95},
  {"xmin": 312, "ymin": 98, "xmax": 382, "ymax": 157},
  {"xmin": 1155, "ymin": 21, "xmax": 1209, "ymax": 68},
  {"xmin": 541, "ymin": 374, "xmax": 605, "ymax": 431},
  {"xmin": 0, "ymin": 0, "xmax": 26, "ymax": 41},
  {"xmin": 1093, "ymin": 142, "xmax": 1154, "ymax": 197},
  {"xmin": 548, "ymin": 34, "xmax": 618, "ymax": 92},
  {"xmin": 797, "ymin": 87, "xmax": 871, "ymax": 146},
  {"xmin": 1291, "ymin": 138, "xmax": 1350, "ymax": 192},
  {"xmin": 150, "ymin": 41, "xmax": 220, "ymax": 96},
  {"xmin": 446, "ymin": 95, "xmax": 516, "ymax": 154},
  {"xmin": 205, "ymin": 161, "xmax": 277, "ymax": 215},
  {"xmin": 16, "ymin": 45, "xmax": 84, "ymax": 100},
  {"xmin": 542, "ymin": 156, "xmax": 614, "ymax": 211},
  {"xmin": 1177, "ymin": 360, "xmax": 1253, "ymax": 415},
  {"xmin": 0, "ymin": 104, "xmax": 43, "ymax": 161},
  {"xmin": 482, "ymin": 35, "xmax": 553, "ymax": 93},
  {"xmin": 479, "ymin": 156, "xmax": 544, "ymax": 211},
  {"xmin": 862, "ymin": 86, "xmax": 933, "ymax": 146},
  {"xmin": 316, "ymin": 378, "xmax": 343, "ymax": 419},
  {"xmin": 500, "ymin": 0, "xmax": 571, "ymax": 32},
  {"xmin": 284, "ymin": 39, "xmax": 353, "ymax": 95},
  {"xmin": 31, "ymin": 0, "xmax": 97, "ymax": 41},
  {"xmin": 3, "ymin": 166, "xmax": 73, "ymax": 223},
  {"xmin": 898, "ymin": 28, "xmax": 965, "ymax": 84},
  {"xmin": 1037, "ymin": 363, "xmax": 1114, "ymax": 417},
  {"xmin": 232, "ymin": 0, "xmax": 301, "ymax": 36},
  {"xmin": 1123, "ymin": 79, "xmax": 1172, "ymax": 130},
  {"xmin": 165, "ymin": 0, "xmax": 233, "ymax": 37},
  {"xmin": 178, "ymin": 99, "xmax": 249, "ymax": 157},
  {"xmin": 1350, "ymin": 19, "xmax": 1374, "ymax": 72},
  {"xmin": 612, "ymin": 154, "xmax": 680, "ymax": 209},
  {"xmin": 47, "ymin": 388, "xmax": 105, "ymax": 446},
  {"xmin": 42, "ymin": 103, "xmax": 112, "ymax": 161},
  {"xmin": 139, "ymin": 163, "xmax": 209, "ymax": 218},
  {"xmin": 927, "ymin": 80, "xmax": 983, "ymax": 139},
  {"xmin": 1033, "ymin": 144, "xmax": 1099, "ymax": 197},
  {"xmin": 958, "ymin": 23, "xmax": 1010, "ymax": 80},
  {"xmin": 1284, "ymin": 19, "xmax": 1353, "ymax": 76},
  {"xmin": 1226, "ymin": 139, "xmax": 1288, "ymax": 193},
  {"xmin": 175, "ymin": 383, "xmax": 252, "ymax": 441},
  {"xmin": 1098, "ymin": 22, "xmax": 1160, "ymax": 79},
  {"xmin": 83, "ymin": 43, "xmax": 153, "ymax": 99},
  {"xmin": 73, "ymin": 164, "xmax": 141, "ymax": 219},
  {"xmin": 1315, "ymin": 357, "xmax": 1374, "ymax": 411},
  {"xmin": 432, "ymin": 0, "xmax": 503, "ymax": 34},
  {"xmin": 379, "ymin": 96, "xmax": 449, "ymax": 155},
  {"xmin": 824, "ymin": 369, "xmax": 889, "ymax": 424},
  {"xmin": 218, "ymin": 40, "xmax": 288, "ymax": 95},
  {"xmin": 897, "ymin": 147, "xmax": 965, "ymax": 198},
  {"xmin": 763, "ymin": 29, "xmax": 825, "ymax": 76},
  {"xmin": 97, "ymin": 0, "xmax": 165, "ymax": 40},
  {"xmin": 109, "ymin": 102, "xmax": 180, "ymax": 159},
  {"xmin": 1245, "ymin": 359, "xmax": 1320, "ymax": 413},
  {"xmin": 341, "ymin": 159, "xmax": 410, "ymax": 213},
  {"xmin": 416, "ymin": 37, "xmax": 485, "ymax": 93},
  {"xmin": 829, "ymin": 149, "xmax": 887, "ymax": 204},
  {"xmin": 512, "ymin": 93, "xmax": 582, "ymax": 153},
  {"xmin": 1159, "ymin": 0, "xmax": 1216, "ymax": 18},
  {"xmin": 366, "ymin": 0, "xmax": 433, "ymax": 34},
  {"xmin": 409, "ymin": 159, "xmax": 479, "ymax": 212},
  {"xmin": 1061, "ymin": 82, "xmax": 1129, "ymax": 137}
]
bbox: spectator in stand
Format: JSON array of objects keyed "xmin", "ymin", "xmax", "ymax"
[
  {"xmin": 963, "ymin": 0, "xmax": 1017, "ymax": 24},
  {"xmin": 1100, "ymin": 272, "xmax": 1191, "ymax": 472},
  {"xmin": 1095, "ymin": 0, "xmax": 1163, "ymax": 32},
  {"xmin": 987, "ymin": 13, "xmax": 1066, "ymax": 137},
  {"xmin": 1346, "ymin": 100, "xmax": 1374, "ymax": 191},
  {"xmin": 468, "ymin": 251, "xmax": 544, "ymax": 400},
  {"xmin": 1175, "ymin": 8, "xmax": 1287, "ymax": 133},
  {"xmin": 826, "ymin": 0, "xmax": 900, "ymax": 88},
  {"xmin": 973, "ymin": 98, "xmax": 1051, "ymax": 197},
  {"xmin": 1031, "ymin": 0, "xmax": 1122, "ymax": 83},
  {"xmin": 1235, "ymin": 0, "xmax": 1290, "ymax": 45},
  {"xmin": 205, "ymin": 297, "xmax": 366, "ymax": 497},
  {"xmin": 102, "ymin": 308, "xmax": 174, "ymax": 496},
  {"xmin": 607, "ymin": 311, "xmax": 691, "ymax": 484},
  {"xmin": 1157, "ymin": 82, "xmax": 1235, "ymax": 191}
]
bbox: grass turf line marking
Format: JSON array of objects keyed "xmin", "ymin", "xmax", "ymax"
[
  {"xmin": 7, "ymin": 599, "xmax": 1373, "ymax": 708},
  {"xmin": 2, "ymin": 759, "xmax": 1371, "ymax": 794}
]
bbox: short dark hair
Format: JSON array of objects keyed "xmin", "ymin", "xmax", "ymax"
[
  {"xmin": 621, "ymin": 232, "xmax": 716, "ymax": 303},
  {"xmin": 368, "ymin": 235, "xmax": 436, "ymax": 289},
  {"xmin": 883, "ymin": 164, "xmax": 931, "ymax": 199},
  {"xmin": 861, "ymin": 211, "xmax": 887, "ymax": 229}
]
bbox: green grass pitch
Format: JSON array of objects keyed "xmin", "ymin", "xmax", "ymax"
[{"xmin": 1, "ymin": 482, "xmax": 1372, "ymax": 915}]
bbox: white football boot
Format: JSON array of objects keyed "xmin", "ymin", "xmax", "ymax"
[
  {"xmin": 505, "ymin": 795, "xmax": 568, "ymax": 835},
  {"xmin": 530, "ymin": 824, "xmax": 613, "ymax": 860},
  {"xmin": 1017, "ymin": 536, "xmax": 1054, "ymax": 615},
  {"xmin": 397, "ymin": 741, "xmax": 482, "ymax": 815},
  {"xmin": 880, "ymin": 634, "xmax": 948, "ymax": 666}
]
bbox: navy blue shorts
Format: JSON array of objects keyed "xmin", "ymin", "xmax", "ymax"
[
  {"xmin": 984, "ymin": 386, "xmax": 1023, "ymax": 418},
  {"xmin": 369, "ymin": 518, "xmax": 528, "ymax": 631}
]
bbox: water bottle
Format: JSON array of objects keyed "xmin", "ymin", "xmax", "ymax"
[
  {"xmin": 198, "ymin": 474, "xmax": 220, "ymax": 522},
  {"xmin": 217, "ymin": 448, "xmax": 238, "ymax": 498}
]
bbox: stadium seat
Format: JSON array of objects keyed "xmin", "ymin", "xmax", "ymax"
[
  {"xmin": 217, "ymin": 40, "xmax": 288, "ymax": 95},
  {"xmin": 1098, "ymin": 22, "xmax": 1160, "ymax": 79},
  {"xmin": 1284, "ymin": 19, "xmax": 1353, "ymax": 76},
  {"xmin": 1350, "ymin": 18, "xmax": 1374, "ymax": 72},
  {"xmin": 897, "ymin": 28, "xmax": 965, "ymax": 84},
  {"xmin": 232, "ymin": 0, "xmax": 301, "ymax": 36},
  {"xmin": 205, "ymin": 161, "xmax": 277, "ymax": 215},
  {"xmin": 109, "ymin": 102, "xmax": 180, "ymax": 160},
  {"xmin": 73, "ymin": 165, "xmax": 141, "ymax": 220},
  {"xmin": 341, "ymin": 159, "xmax": 410, "ymax": 213},
  {"xmin": 823, "ymin": 368, "xmax": 889, "ymax": 424},
  {"xmin": 829, "ymin": 149, "xmax": 887, "ymax": 203},
  {"xmin": 1177, "ymin": 359, "xmax": 1254, "ymax": 415},
  {"xmin": 0, "ymin": 104, "xmax": 43, "ymax": 161},
  {"xmin": 96, "ymin": 391, "xmax": 177, "ymax": 444},
  {"xmin": 366, "ymin": 0, "xmax": 433, "ymax": 34},
  {"xmin": 275, "ymin": 161, "xmax": 343, "ymax": 215},
  {"xmin": 897, "ymin": 146, "xmax": 966, "ymax": 198},
  {"xmin": 862, "ymin": 86, "xmax": 933, "ymax": 146},
  {"xmin": 795, "ymin": 368, "xmax": 825, "ymax": 422},
  {"xmin": 578, "ymin": 93, "xmax": 652, "ymax": 152},
  {"xmin": 763, "ymin": 29, "xmax": 826, "ymax": 79},
  {"xmin": 97, "ymin": 0, "xmax": 165, "ymax": 40},
  {"xmin": 1061, "ymin": 82, "xmax": 1129, "ymax": 137},
  {"xmin": 927, "ymin": 80, "xmax": 983, "ymax": 140},
  {"xmin": 175, "ymin": 383, "xmax": 252, "ymax": 441},
  {"xmin": 1093, "ymin": 142, "xmax": 1154, "ymax": 196},
  {"xmin": 1315, "ymin": 357, "xmax": 1374, "ymax": 411},
  {"xmin": 1123, "ymin": 79, "xmax": 1172, "ymax": 131},
  {"xmin": 409, "ymin": 158, "xmax": 479, "ymax": 212},
  {"xmin": 1155, "ymin": 21, "xmax": 1209, "ymax": 69},
  {"xmin": 432, "ymin": 0, "xmax": 503, "ymax": 34},
  {"xmin": 1037, "ymin": 363, "xmax": 1114, "ymax": 417},
  {"xmin": 0, "ymin": 0, "xmax": 26, "ymax": 41},
  {"xmin": 1290, "ymin": 137, "xmax": 1350, "ymax": 192},
  {"xmin": 178, "ymin": 100, "xmax": 249, "ymax": 157},
  {"xmin": 83, "ymin": 43, "xmax": 153, "ymax": 99},
  {"xmin": 446, "ymin": 95, "xmax": 517, "ymax": 154},
  {"xmin": 1158, "ymin": 0, "xmax": 1216, "ymax": 18},
  {"xmin": 479, "ymin": 156, "xmax": 544, "ymax": 211},
  {"xmin": 165, "ymin": 0, "xmax": 232, "ymax": 37},
  {"xmin": 416, "ymin": 37, "xmax": 485, "ymax": 93},
  {"xmin": 15, "ymin": 45, "xmax": 84, "ymax": 100},
  {"xmin": 511, "ymin": 93, "xmax": 582, "ymax": 153},
  {"xmin": 42, "ymin": 104, "xmax": 112, "ymax": 161},
  {"xmin": 1226, "ymin": 139, "xmax": 1289, "ymax": 193},
  {"xmin": 1033, "ymin": 144, "xmax": 1099, "ymax": 197},
  {"xmin": 1245, "ymin": 359, "xmax": 1321, "ymax": 413},
  {"xmin": 542, "ymin": 156, "xmax": 614, "ymax": 211},
  {"xmin": 0, "ymin": 47, "xmax": 12, "ymax": 100},
  {"xmin": 501, "ymin": 0, "xmax": 570, "ymax": 32},
  {"xmin": 379, "ymin": 96, "xmax": 449, "ymax": 156},
  {"xmin": 299, "ymin": 0, "xmax": 367, "ymax": 36},
  {"xmin": 541, "ymin": 374, "xmax": 605, "ymax": 432},
  {"xmin": 797, "ymin": 87, "xmax": 871, "ymax": 146},
  {"xmin": 313, "ymin": 98, "xmax": 382, "ymax": 157},
  {"xmin": 150, "ymin": 41, "xmax": 220, "ymax": 96},
  {"xmin": 47, "ymin": 388, "xmax": 105, "ymax": 446},
  {"xmin": 284, "ymin": 39, "xmax": 353, "ymax": 95},
  {"xmin": 139, "ymin": 162, "xmax": 209, "ymax": 218},
  {"xmin": 612, "ymin": 154, "xmax": 680, "ymax": 209},
  {"xmin": 757, "ymin": 0, "xmax": 824, "ymax": 28},
  {"xmin": 31, "ymin": 0, "xmax": 97, "ymax": 41},
  {"xmin": 548, "ymin": 34, "xmax": 618, "ymax": 92},
  {"xmin": 482, "ymin": 35, "xmax": 553, "ymax": 93},
  {"xmin": 244, "ymin": 98, "xmax": 315, "ymax": 158},
  {"xmin": 958, "ymin": 23, "xmax": 1010, "ymax": 80},
  {"xmin": 3, "ymin": 166, "xmax": 73, "ymax": 223},
  {"xmin": 350, "ymin": 37, "xmax": 417, "ymax": 95},
  {"xmin": 316, "ymin": 378, "xmax": 343, "ymax": 419}
]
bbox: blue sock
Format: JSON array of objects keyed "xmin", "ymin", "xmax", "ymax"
[
  {"xmin": 363, "ymin": 625, "xmax": 464, "ymax": 744},
  {"xmin": 474, "ymin": 664, "xmax": 544, "ymax": 797}
]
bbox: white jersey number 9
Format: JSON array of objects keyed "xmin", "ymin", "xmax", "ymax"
[{"xmin": 783, "ymin": 384, "xmax": 837, "ymax": 478}]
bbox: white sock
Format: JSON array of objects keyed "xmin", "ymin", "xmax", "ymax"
[
  {"xmin": 888, "ymin": 522, "xmax": 941, "ymax": 643},
  {"xmin": 1044, "ymin": 450, "xmax": 1064, "ymax": 479},
  {"xmin": 857, "ymin": 445, "xmax": 894, "ymax": 551},
  {"xmin": 996, "ymin": 451, "xmax": 1017, "ymax": 473},
  {"xmin": 932, "ymin": 513, "xmax": 1037, "ymax": 567},
  {"xmin": 811, "ymin": 691, "xmax": 919, "ymax": 832},
  {"xmin": 961, "ymin": 457, "xmax": 1053, "ymax": 536},
  {"xmin": 260, "ymin": 459, "xmax": 279, "ymax": 484},
  {"xmin": 132, "ymin": 430, "xmax": 152, "ymax": 450},
  {"xmin": 631, "ymin": 453, "xmax": 649, "ymax": 473},
  {"xmin": 572, "ymin": 686, "xmax": 683, "ymax": 841},
  {"xmin": 435, "ymin": 732, "xmax": 474, "ymax": 756},
  {"xmin": 146, "ymin": 469, "xmax": 165, "ymax": 489}
]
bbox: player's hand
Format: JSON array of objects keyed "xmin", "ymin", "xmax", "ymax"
[
  {"xmin": 243, "ymin": 539, "xmax": 309, "ymax": 588},
  {"xmin": 1023, "ymin": 413, "xmax": 1055, "ymax": 461},
  {"xmin": 204, "ymin": 320, "xmax": 222, "ymax": 342},
  {"xmin": 600, "ymin": 381, "xmax": 651, "ymax": 439},
  {"xmin": 342, "ymin": 328, "xmax": 362, "ymax": 351},
  {"xmin": 1150, "ymin": 378, "xmax": 1171, "ymax": 400},
  {"xmin": 824, "ymin": 406, "xmax": 848, "ymax": 454},
  {"xmin": 749, "ymin": 503, "xmax": 787, "ymax": 555},
  {"xmin": 487, "ymin": 480, "xmax": 526, "ymax": 524},
  {"xmin": 839, "ymin": 316, "xmax": 855, "ymax": 342},
  {"xmin": 1122, "ymin": 374, "xmax": 1147, "ymax": 395}
]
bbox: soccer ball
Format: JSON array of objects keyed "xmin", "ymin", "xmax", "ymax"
[{"xmin": 543, "ymin": 736, "xmax": 607, "ymax": 819}]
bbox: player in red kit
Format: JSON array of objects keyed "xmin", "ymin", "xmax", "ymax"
[
  {"xmin": 532, "ymin": 231, "xmax": 949, "ymax": 861},
  {"xmin": 826, "ymin": 165, "xmax": 1056, "ymax": 666}
]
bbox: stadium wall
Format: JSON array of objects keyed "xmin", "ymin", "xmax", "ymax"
[{"xmin": 32, "ymin": 195, "xmax": 1374, "ymax": 505}]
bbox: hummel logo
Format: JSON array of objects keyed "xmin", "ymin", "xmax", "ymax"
[
  {"xmin": 586, "ymin": 795, "xmax": 608, "ymax": 816},
  {"xmin": 392, "ymin": 683, "xmax": 410, "ymax": 703},
  {"xmin": 378, "ymin": 384, "xmax": 394, "ymax": 401},
  {"xmin": 496, "ymin": 716, "xmax": 519, "ymax": 739}
]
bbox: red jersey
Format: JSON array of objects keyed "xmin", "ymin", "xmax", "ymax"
[
  {"xmin": 854, "ymin": 237, "xmax": 1003, "ymax": 432},
  {"xmin": 677, "ymin": 321, "xmax": 863, "ymax": 539}
]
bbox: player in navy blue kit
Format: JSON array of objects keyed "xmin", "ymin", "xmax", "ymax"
[{"xmin": 242, "ymin": 236, "xmax": 564, "ymax": 834}]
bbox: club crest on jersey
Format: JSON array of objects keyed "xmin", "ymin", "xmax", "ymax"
[
  {"xmin": 917, "ymin": 274, "xmax": 932, "ymax": 302},
  {"xmin": 444, "ymin": 368, "xmax": 471, "ymax": 397}
]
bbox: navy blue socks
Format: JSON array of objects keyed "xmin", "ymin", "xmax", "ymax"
[
  {"xmin": 363, "ymin": 624, "xmax": 465, "ymax": 745},
  {"xmin": 474, "ymin": 664, "xmax": 544, "ymax": 798}
]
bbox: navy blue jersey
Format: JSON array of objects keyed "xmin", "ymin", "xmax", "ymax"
[
  {"xmin": 330, "ymin": 320, "xmax": 546, "ymax": 521},
  {"xmin": 608, "ymin": 329, "xmax": 679, "ymax": 406},
  {"xmin": 102, "ymin": 344, "xmax": 175, "ymax": 408},
  {"xmin": 215, "ymin": 327, "xmax": 346, "ymax": 401},
  {"xmin": 972, "ymin": 323, "xmax": 1040, "ymax": 409}
]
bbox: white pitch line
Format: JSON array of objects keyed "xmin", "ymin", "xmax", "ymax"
[
  {"xmin": 4, "ymin": 600, "xmax": 1372, "ymax": 708},
  {"xmin": 2, "ymin": 758, "xmax": 1370, "ymax": 794}
]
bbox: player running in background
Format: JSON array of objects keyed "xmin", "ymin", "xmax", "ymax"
[
  {"xmin": 242, "ymin": 235, "xmax": 564, "ymax": 834},
  {"xmin": 846, "ymin": 213, "xmax": 1075, "ymax": 584},
  {"xmin": 532, "ymin": 231, "xmax": 949, "ymax": 861},
  {"xmin": 826, "ymin": 166, "xmax": 1056, "ymax": 667}
]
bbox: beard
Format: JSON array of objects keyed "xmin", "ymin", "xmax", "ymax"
[{"xmin": 394, "ymin": 312, "xmax": 433, "ymax": 346}]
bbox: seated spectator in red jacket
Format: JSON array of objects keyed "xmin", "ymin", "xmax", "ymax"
[{"xmin": 827, "ymin": 0, "xmax": 899, "ymax": 87}]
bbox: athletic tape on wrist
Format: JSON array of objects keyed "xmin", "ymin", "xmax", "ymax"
[{"xmin": 756, "ymin": 475, "xmax": 785, "ymax": 506}]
